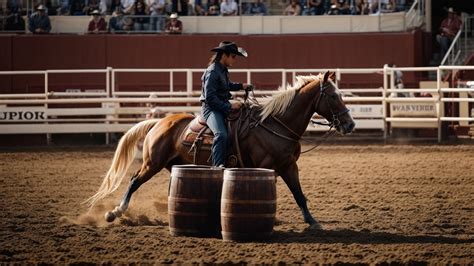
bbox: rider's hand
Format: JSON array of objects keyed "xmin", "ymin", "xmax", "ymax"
[
  {"xmin": 230, "ymin": 101, "xmax": 242, "ymax": 110},
  {"xmin": 243, "ymin": 84, "xmax": 253, "ymax": 92}
]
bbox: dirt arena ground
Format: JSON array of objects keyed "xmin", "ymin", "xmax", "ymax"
[{"xmin": 1, "ymin": 144, "xmax": 473, "ymax": 264}]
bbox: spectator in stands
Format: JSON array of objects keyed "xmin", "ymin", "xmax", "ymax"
[
  {"xmin": 171, "ymin": 0, "xmax": 188, "ymax": 16},
  {"xmin": 44, "ymin": 0, "xmax": 58, "ymax": 15},
  {"xmin": 283, "ymin": 0, "xmax": 301, "ymax": 15},
  {"xmin": 84, "ymin": 0, "xmax": 101, "ymax": 15},
  {"xmin": 349, "ymin": 0, "xmax": 365, "ymax": 15},
  {"xmin": 101, "ymin": 0, "xmax": 108, "ymax": 14},
  {"xmin": 220, "ymin": 0, "xmax": 237, "ymax": 16},
  {"xmin": 132, "ymin": 0, "xmax": 150, "ymax": 31},
  {"xmin": 88, "ymin": 9, "xmax": 107, "ymax": 33},
  {"xmin": 109, "ymin": 7, "xmax": 129, "ymax": 32},
  {"xmin": 5, "ymin": 0, "xmax": 22, "ymax": 14},
  {"xmin": 86, "ymin": 0, "xmax": 108, "ymax": 14},
  {"xmin": 244, "ymin": 0, "xmax": 267, "ymax": 15},
  {"xmin": 326, "ymin": 1, "xmax": 339, "ymax": 15},
  {"xmin": 4, "ymin": 7, "xmax": 25, "ymax": 31},
  {"xmin": 359, "ymin": 0, "xmax": 370, "ymax": 14},
  {"xmin": 192, "ymin": 0, "xmax": 205, "ymax": 15},
  {"xmin": 110, "ymin": 0, "xmax": 123, "ymax": 14},
  {"xmin": 200, "ymin": 41, "xmax": 251, "ymax": 167},
  {"xmin": 337, "ymin": 0, "xmax": 350, "ymax": 14},
  {"xmin": 379, "ymin": 0, "xmax": 395, "ymax": 13},
  {"xmin": 123, "ymin": 13, "xmax": 134, "ymax": 30},
  {"xmin": 302, "ymin": 0, "xmax": 323, "ymax": 15},
  {"xmin": 164, "ymin": 13, "xmax": 182, "ymax": 34},
  {"xmin": 436, "ymin": 7, "xmax": 462, "ymax": 58},
  {"xmin": 28, "ymin": 5, "xmax": 51, "ymax": 34},
  {"xmin": 147, "ymin": 0, "xmax": 166, "ymax": 31},
  {"xmin": 394, "ymin": 0, "xmax": 407, "ymax": 12},
  {"xmin": 349, "ymin": 0, "xmax": 358, "ymax": 14},
  {"xmin": 57, "ymin": 0, "xmax": 70, "ymax": 15},
  {"xmin": 69, "ymin": 0, "xmax": 86, "ymax": 15},
  {"xmin": 121, "ymin": 0, "xmax": 135, "ymax": 14},
  {"xmin": 370, "ymin": 1, "xmax": 378, "ymax": 13},
  {"xmin": 205, "ymin": 0, "xmax": 220, "ymax": 15}
]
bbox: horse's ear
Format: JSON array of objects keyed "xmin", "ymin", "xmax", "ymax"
[
  {"xmin": 323, "ymin": 71, "xmax": 331, "ymax": 83},
  {"xmin": 323, "ymin": 71, "xmax": 336, "ymax": 83}
]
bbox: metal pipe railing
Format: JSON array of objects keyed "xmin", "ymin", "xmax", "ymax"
[{"xmin": 0, "ymin": 66, "xmax": 473, "ymax": 142}]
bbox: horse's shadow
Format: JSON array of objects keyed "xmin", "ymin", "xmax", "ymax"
[{"xmin": 269, "ymin": 227, "xmax": 474, "ymax": 244}]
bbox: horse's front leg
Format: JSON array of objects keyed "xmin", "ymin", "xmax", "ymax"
[{"xmin": 279, "ymin": 162, "xmax": 322, "ymax": 230}]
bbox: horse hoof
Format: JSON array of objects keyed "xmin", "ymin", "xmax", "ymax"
[
  {"xmin": 308, "ymin": 223, "xmax": 323, "ymax": 231},
  {"xmin": 105, "ymin": 211, "xmax": 116, "ymax": 223}
]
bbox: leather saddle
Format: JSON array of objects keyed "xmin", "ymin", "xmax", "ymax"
[
  {"xmin": 181, "ymin": 104, "xmax": 260, "ymax": 166},
  {"xmin": 182, "ymin": 116, "xmax": 214, "ymax": 146}
]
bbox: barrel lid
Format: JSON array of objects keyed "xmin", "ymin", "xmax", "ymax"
[
  {"xmin": 171, "ymin": 164, "xmax": 223, "ymax": 177},
  {"xmin": 224, "ymin": 168, "xmax": 275, "ymax": 180},
  {"xmin": 172, "ymin": 164, "xmax": 211, "ymax": 170}
]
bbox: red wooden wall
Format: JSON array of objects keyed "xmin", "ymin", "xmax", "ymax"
[{"xmin": 0, "ymin": 31, "xmax": 431, "ymax": 93}]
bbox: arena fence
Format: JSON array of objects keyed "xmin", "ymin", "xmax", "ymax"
[{"xmin": 0, "ymin": 66, "xmax": 473, "ymax": 143}]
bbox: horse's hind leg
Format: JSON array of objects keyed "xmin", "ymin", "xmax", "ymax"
[
  {"xmin": 105, "ymin": 160, "xmax": 162, "ymax": 222},
  {"xmin": 279, "ymin": 162, "xmax": 322, "ymax": 229}
]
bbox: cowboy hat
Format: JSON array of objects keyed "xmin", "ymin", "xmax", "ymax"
[
  {"xmin": 36, "ymin": 4, "xmax": 46, "ymax": 10},
  {"xmin": 170, "ymin": 13, "xmax": 178, "ymax": 19},
  {"xmin": 210, "ymin": 41, "xmax": 248, "ymax": 57}
]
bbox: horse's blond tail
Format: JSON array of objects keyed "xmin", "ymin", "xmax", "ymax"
[{"xmin": 84, "ymin": 119, "xmax": 160, "ymax": 208}]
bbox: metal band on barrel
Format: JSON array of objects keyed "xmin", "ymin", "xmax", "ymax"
[
  {"xmin": 223, "ymin": 175, "xmax": 275, "ymax": 181},
  {"xmin": 170, "ymin": 172, "xmax": 222, "ymax": 179},
  {"xmin": 221, "ymin": 199, "xmax": 276, "ymax": 204},
  {"xmin": 220, "ymin": 212, "xmax": 276, "ymax": 218},
  {"xmin": 168, "ymin": 210, "xmax": 208, "ymax": 217},
  {"xmin": 168, "ymin": 196, "xmax": 209, "ymax": 203}
]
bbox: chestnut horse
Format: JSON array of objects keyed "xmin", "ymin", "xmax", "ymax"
[{"xmin": 86, "ymin": 71, "xmax": 355, "ymax": 229}]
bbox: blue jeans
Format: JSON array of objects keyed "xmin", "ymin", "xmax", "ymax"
[
  {"xmin": 436, "ymin": 34, "xmax": 452, "ymax": 58},
  {"xmin": 203, "ymin": 109, "xmax": 228, "ymax": 166}
]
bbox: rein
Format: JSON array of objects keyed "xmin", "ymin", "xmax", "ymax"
[
  {"xmin": 300, "ymin": 125, "xmax": 337, "ymax": 154},
  {"xmin": 255, "ymin": 117, "xmax": 299, "ymax": 143},
  {"xmin": 243, "ymin": 79, "xmax": 346, "ymax": 152},
  {"xmin": 245, "ymin": 86, "xmax": 300, "ymax": 143}
]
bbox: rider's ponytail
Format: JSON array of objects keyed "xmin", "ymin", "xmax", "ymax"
[{"xmin": 208, "ymin": 51, "xmax": 224, "ymax": 66}]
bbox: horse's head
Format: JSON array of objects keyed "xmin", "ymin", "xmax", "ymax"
[{"xmin": 314, "ymin": 72, "xmax": 355, "ymax": 135}]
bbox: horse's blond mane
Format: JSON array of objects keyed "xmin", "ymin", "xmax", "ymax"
[{"xmin": 259, "ymin": 75, "xmax": 321, "ymax": 122}]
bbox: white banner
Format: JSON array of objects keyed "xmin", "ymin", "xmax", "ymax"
[
  {"xmin": 347, "ymin": 104, "xmax": 383, "ymax": 118},
  {"xmin": 0, "ymin": 107, "xmax": 46, "ymax": 121},
  {"xmin": 391, "ymin": 103, "xmax": 437, "ymax": 117}
]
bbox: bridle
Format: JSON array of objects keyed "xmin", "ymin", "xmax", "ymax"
[
  {"xmin": 311, "ymin": 79, "xmax": 350, "ymax": 129},
  {"xmin": 297, "ymin": 79, "xmax": 350, "ymax": 154},
  {"xmin": 244, "ymin": 78, "xmax": 350, "ymax": 153}
]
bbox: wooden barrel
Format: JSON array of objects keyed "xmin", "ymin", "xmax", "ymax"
[
  {"xmin": 221, "ymin": 168, "xmax": 276, "ymax": 241},
  {"xmin": 168, "ymin": 165, "xmax": 223, "ymax": 237}
]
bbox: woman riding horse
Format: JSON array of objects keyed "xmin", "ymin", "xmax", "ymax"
[
  {"xmin": 201, "ymin": 41, "xmax": 253, "ymax": 167},
  {"xmin": 86, "ymin": 70, "xmax": 355, "ymax": 228}
]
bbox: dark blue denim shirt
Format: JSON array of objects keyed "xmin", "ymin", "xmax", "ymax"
[
  {"xmin": 200, "ymin": 61, "xmax": 242, "ymax": 118},
  {"xmin": 28, "ymin": 12, "xmax": 51, "ymax": 33}
]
